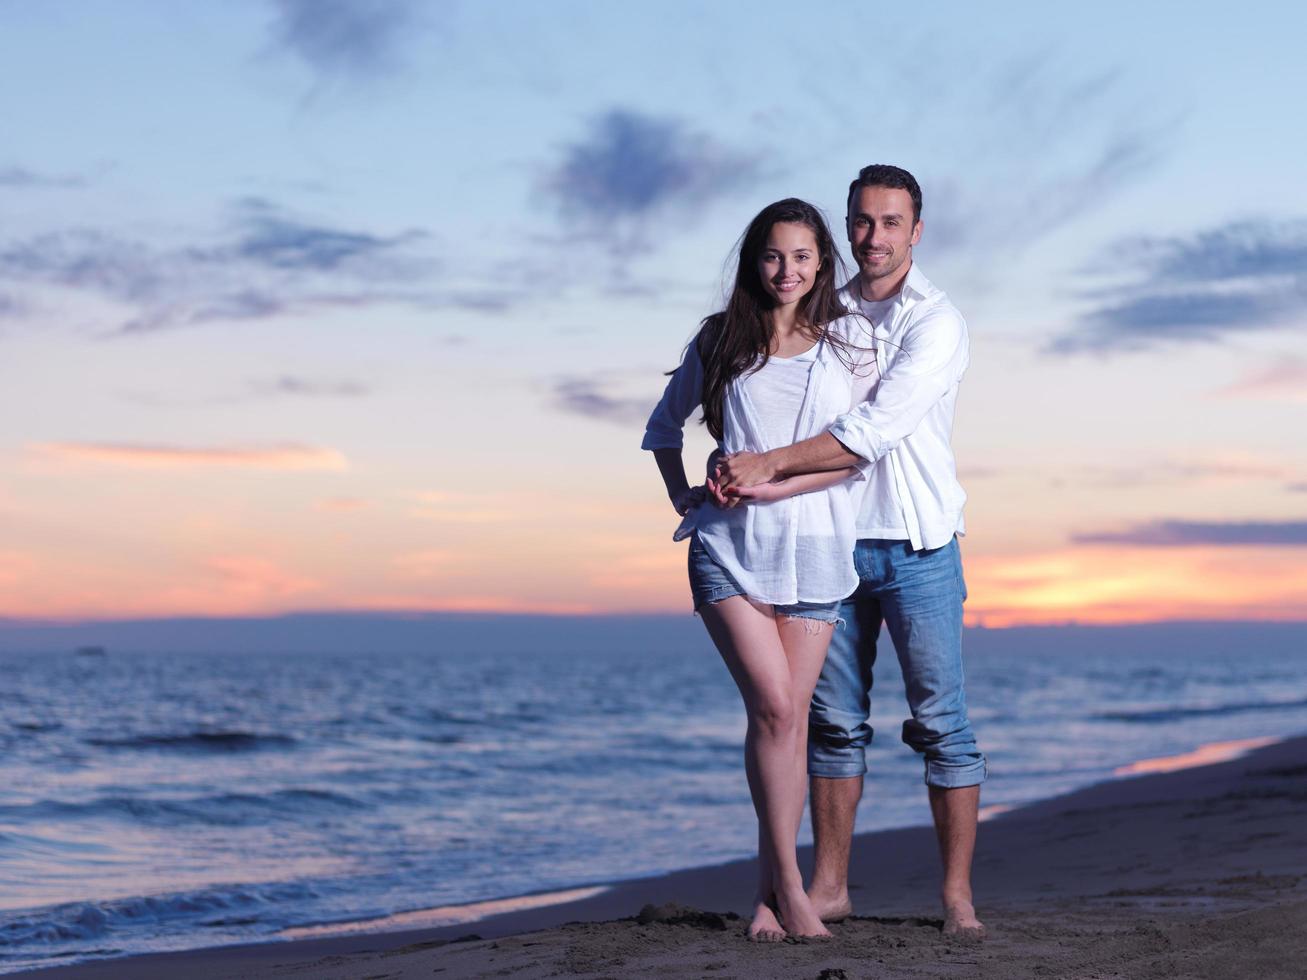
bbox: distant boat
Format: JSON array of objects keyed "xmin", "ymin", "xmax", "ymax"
[{"xmin": 74, "ymin": 645, "xmax": 107, "ymax": 657}]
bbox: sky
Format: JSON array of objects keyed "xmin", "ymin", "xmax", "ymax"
[{"xmin": 1, "ymin": 0, "xmax": 1305, "ymax": 627}]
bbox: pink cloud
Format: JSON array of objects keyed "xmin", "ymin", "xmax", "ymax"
[
  {"xmin": 29, "ymin": 442, "xmax": 348, "ymax": 470},
  {"xmin": 1211, "ymin": 359, "xmax": 1307, "ymax": 401}
]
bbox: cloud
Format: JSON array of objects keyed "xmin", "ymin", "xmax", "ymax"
[
  {"xmin": 390, "ymin": 550, "xmax": 454, "ymax": 579},
  {"xmin": 248, "ymin": 375, "xmax": 372, "ymax": 398},
  {"xmin": 1289, "ymin": 483, "xmax": 1307, "ymax": 494},
  {"xmin": 1210, "ymin": 358, "xmax": 1307, "ymax": 402},
  {"xmin": 544, "ymin": 109, "xmax": 759, "ymax": 254},
  {"xmin": 1065, "ymin": 456, "xmax": 1301, "ymax": 489},
  {"xmin": 315, "ymin": 496, "xmax": 369, "ymax": 512},
  {"xmin": 408, "ymin": 490, "xmax": 517, "ymax": 524},
  {"xmin": 1052, "ymin": 219, "xmax": 1307, "ymax": 353},
  {"xmin": 30, "ymin": 442, "xmax": 348, "ymax": 470},
  {"xmin": 1074, "ymin": 519, "xmax": 1307, "ymax": 547},
  {"xmin": 913, "ymin": 57, "xmax": 1174, "ymax": 258},
  {"xmin": 266, "ymin": 0, "xmax": 417, "ymax": 80},
  {"xmin": 0, "ymin": 199, "xmax": 433, "ymax": 333},
  {"xmin": 548, "ymin": 376, "xmax": 652, "ymax": 426},
  {"xmin": 0, "ymin": 166, "xmax": 84, "ymax": 189},
  {"xmin": 205, "ymin": 555, "xmax": 320, "ymax": 599},
  {"xmin": 225, "ymin": 196, "xmax": 426, "ymax": 272}
]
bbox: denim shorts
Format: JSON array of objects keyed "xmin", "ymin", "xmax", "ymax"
[{"xmin": 687, "ymin": 534, "xmax": 843, "ymax": 624}]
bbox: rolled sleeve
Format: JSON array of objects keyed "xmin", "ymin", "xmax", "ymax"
[
  {"xmin": 641, "ymin": 337, "xmax": 704, "ymax": 451},
  {"xmin": 828, "ymin": 308, "xmax": 968, "ymax": 464}
]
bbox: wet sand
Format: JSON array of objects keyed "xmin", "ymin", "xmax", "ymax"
[{"xmin": 18, "ymin": 735, "xmax": 1307, "ymax": 979}]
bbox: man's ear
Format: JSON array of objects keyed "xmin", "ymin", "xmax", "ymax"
[{"xmin": 910, "ymin": 218, "xmax": 923, "ymax": 247}]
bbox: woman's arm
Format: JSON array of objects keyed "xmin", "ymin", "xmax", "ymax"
[
  {"xmin": 724, "ymin": 465, "xmax": 859, "ymax": 504},
  {"xmin": 653, "ymin": 448, "xmax": 707, "ymax": 515}
]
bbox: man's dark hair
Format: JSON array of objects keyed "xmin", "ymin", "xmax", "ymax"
[{"xmin": 846, "ymin": 164, "xmax": 922, "ymax": 224}]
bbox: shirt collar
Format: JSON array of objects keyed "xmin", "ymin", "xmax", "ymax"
[{"xmin": 841, "ymin": 260, "xmax": 935, "ymax": 307}]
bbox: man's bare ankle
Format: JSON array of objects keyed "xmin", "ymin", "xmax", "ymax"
[{"xmin": 806, "ymin": 883, "xmax": 853, "ymax": 922}]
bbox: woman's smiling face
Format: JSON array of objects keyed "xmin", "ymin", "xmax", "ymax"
[{"xmin": 757, "ymin": 221, "xmax": 821, "ymax": 308}]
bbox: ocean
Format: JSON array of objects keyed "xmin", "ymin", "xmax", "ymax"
[{"xmin": 1, "ymin": 618, "xmax": 1304, "ymax": 974}]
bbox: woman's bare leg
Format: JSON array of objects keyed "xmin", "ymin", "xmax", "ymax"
[
  {"xmin": 699, "ymin": 598, "xmax": 833, "ymax": 939},
  {"xmin": 775, "ymin": 615, "xmax": 836, "ymax": 937}
]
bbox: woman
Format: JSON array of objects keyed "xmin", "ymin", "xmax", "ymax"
[{"xmin": 642, "ymin": 199, "xmax": 872, "ymax": 941}]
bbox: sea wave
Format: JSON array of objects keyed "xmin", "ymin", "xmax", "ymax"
[
  {"xmin": 1095, "ymin": 696, "xmax": 1307, "ymax": 724},
  {"xmin": 0, "ymin": 881, "xmax": 318, "ymax": 949},
  {"xmin": 0, "ymin": 788, "xmax": 367, "ymax": 827},
  {"xmin": 84, "ymin": 730, "xmax": 297, "ymax": 752}
]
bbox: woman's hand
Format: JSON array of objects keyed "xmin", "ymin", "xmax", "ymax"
[
  {"xmin": 730, "ymin": 478, "xmax": 791, "ymax": 503},
  {"xmin": 671, "ymin": 484, "xmax": 707, "ymax": 516}
]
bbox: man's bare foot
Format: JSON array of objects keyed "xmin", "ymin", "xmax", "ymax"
[
  {"xmin": 806, "ymin": 885, "xmax": 853, "ymax": 924},
  {"xmin": 747, "ymin": 897, "xmax": 786, "ymax": 942},
  {"xmin": 942, "ymin": 899, "xmax": 986, "ymax": 940},
  {"xmin": 775, "ymin": 884, "xmax": 833, "ymax": 939}
]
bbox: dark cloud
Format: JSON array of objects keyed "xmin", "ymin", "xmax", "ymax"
[
  {"xmin": 267, "ymin": 0, "xmax": 417, "ymax": 80},
  {"xmin": 549, "ymin": 377, "xmax": 651, "ymax": 426},
  {"xmin": 1074, "ymin": 519, "xmax": 1307, "ymax": 547},
  {"xmin": 1051, "ymin": 219, "xmax": 1307, "ymax": 353},
  {"xmin": 0, "ymin": 166, "xmax": 84, "ymax": 189},
  {"xmin": 226, "ymin": 197, "xmax": 426, "ymax": 271},
  {"xmin": 1288, "ymin": 483, "xmax": 1307, "ymax": 494},
  {"xmin": 545, "ymin": 109, "xmax": 758, "ymax": 253},
  {"xmin": 0, "ymin": 200, "xmax": 434, "ymax": 334},
  {"xmin": 249, "ymin": 375, "xmax": 371, "ymax": 398}
]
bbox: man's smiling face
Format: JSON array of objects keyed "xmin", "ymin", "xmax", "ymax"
[{"xmin": 847, "ymin": 185, "xmax": 922, "ymax": 285}]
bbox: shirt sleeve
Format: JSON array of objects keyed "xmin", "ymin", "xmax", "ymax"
[
  {"xmin": 828, "ymin": 305, "xmax": 968, "ymax": 464},
  {"xmin": 641, "ymin": 336, "xmax": 705, "ymax": 451}
]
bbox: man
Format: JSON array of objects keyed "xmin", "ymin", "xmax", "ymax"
[{"xmin": 718, "ymin": 164, "xmax": 987, "ymax": 937}]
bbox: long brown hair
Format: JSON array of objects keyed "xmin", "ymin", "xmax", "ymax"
[{"xmin": 695, "ymin": 198, "xmax": 860, "ymax": 442}]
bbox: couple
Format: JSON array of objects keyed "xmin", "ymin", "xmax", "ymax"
[{"xmin": 643, "ymin": 165, "xmax": 987, "ymax": 942}]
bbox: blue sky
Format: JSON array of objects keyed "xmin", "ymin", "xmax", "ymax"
[{"xmin": 1, "ymin": 0, "xmax": 1305, "ymax": 623}]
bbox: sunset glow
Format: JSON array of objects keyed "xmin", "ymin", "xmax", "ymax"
[{"xmin": 1, "ymin": 3, "xmax": 1303, "ymax": 629}]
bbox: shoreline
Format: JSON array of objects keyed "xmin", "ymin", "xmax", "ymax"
[{"xmin": 13, "ymin": 732, "xmax": 1307, "ymax": 978}]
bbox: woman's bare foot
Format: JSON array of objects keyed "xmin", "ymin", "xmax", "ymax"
[
  {"xmin": 747, "ymin": 896, "xmax": 786, "ymax": 942},
  {"xmin": 775, "ymin": 883, "xmax": 833, "ymax": 939},
  {"xmin": 942, "ymin": 899, "xmax": 986, "ymax": 940}
]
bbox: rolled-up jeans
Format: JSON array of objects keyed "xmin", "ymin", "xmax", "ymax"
[{"xmin": 807, "ymin": 537, "xmax": 987, "ymax": 789}]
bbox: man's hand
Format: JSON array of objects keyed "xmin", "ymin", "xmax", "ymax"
[{"xmin": 717, "ymin": 450, "xmax": 779, "ymax": 493}]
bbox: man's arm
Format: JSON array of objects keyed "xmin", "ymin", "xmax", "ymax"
[
  {"xmin": 716, "ymin": 433, "xmax": 859, "ymax": 492},
  {"xmin": 718, "ymin": 306, "xmax": 966, "ymax": 491}
]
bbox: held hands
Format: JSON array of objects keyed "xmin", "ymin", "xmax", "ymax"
[
  {"xmin": 705, "ymin": 460, "xmax": 787, "ymax": 509},
  {"xmin": 716, "ymin": 451, "xmax": 778, "ymax": 494}
]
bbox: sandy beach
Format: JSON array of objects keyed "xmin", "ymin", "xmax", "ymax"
[{"xmin": 17, "ymin": 734, "xmax": 1307, "ymax": 979}]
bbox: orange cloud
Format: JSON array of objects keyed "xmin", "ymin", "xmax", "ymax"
[
  {"xmin": 204, "ymin": 555, "xmax": 321, "ymax": 599},
  {"xmin": 349, "ymin": 594, "xmax": 595, "ymax": 615},
  {"xmin": 963, "ymin": 545, "xmax": 1307, "ymax": 626},
  {"xmin": 0, "ymin": 551, "xmax": 34, "ymax": 587},
  {"xmin": 315, "ymin": 496, "xmax": 369, "ymax": 512},
  {"xmin": 29, "ymin": 442, "xmax": 348, "ymax": 470},
  {"xmin": 408, "ymin": 490, "xmax": 518, "ymax": 524},
  {"xmin": 390, "ymin": 550, "xmax": 455, "ymax": 579}
]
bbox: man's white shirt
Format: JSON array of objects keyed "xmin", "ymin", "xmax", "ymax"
[{"xmin": 830, "ymin": 262, "xmax": 969, "ymax": 552}]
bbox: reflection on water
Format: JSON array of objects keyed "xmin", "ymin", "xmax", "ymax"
[
  {"xmin": 279, "ymin": 885, "xmax": 609, "ymax": 940},
  {"xmin": 1112, "ymin": 736, "xmax": 1278, "ymax": 775}
]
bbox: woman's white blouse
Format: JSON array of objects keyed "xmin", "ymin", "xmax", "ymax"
[{"xmin": 642, "ymin": 315, "xmax": 875, "ymax": 606}]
